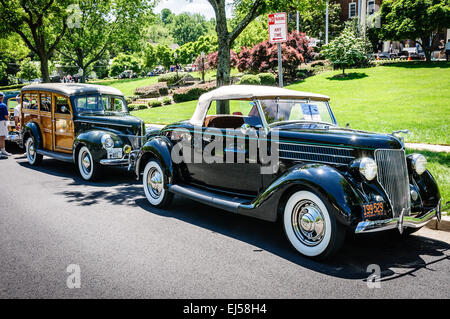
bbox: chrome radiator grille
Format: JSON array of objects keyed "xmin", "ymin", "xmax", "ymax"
[
  {"xmin": 375, "ymin": 149, "xmax": 410, "ymax": 217},
  {"xmin": 278, "ymin": 142, "xmax": 355, "ymax": 165}
]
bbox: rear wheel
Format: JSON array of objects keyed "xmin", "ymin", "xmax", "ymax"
[
  {"xmin": 283, "ymin": 190, "xmax": 345, "ymax": 260},
  {"xmin": 25, "ymin": 136, "xmax": 42, "ymax": 166},
  {"xmin": 77, "ymin": 146, "xmax": 101, "ymax": 181},
  {"xmin": 143, "ymin": 160, "xmax": 173, "ymax": 208}
]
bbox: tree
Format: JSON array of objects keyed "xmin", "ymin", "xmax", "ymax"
[
  {"xmin": 0, "ymin": 33, "xmax": 30, "ymax": 85},
  {"xmin": 155, "ymin": 44, "xmax": 174, "ymax": 70},
  {"xmin": 321, "ymin": 26, "xmax": 368, "ymax": 75},
  {"xmin": 57, "ymin": 0, "xmax": 152, "ymax": 82},
  {"xmin": 0, "ymin": 0, "xmax": 72, "ymax": 82},
  {"xmin": 109, "ymin": 53, "xmax": 142, "ymax": 77},
  {"xmin": 147, "ymin": 24, "xmax": 175, "ymax": 46},
  {"xmin": 143, "ymin": 43, "xmax": 158, "ymax": 71},
  {"xmin": 170, "ymin": 13, "xmax": 210, "ymax": 46},
  {"xmin": 379, "ymin": 0, "xmax": 450, "ymax": 62},
  {"xmin": 17, "ymin": 58, "xmax": 41, "ymax": 81},
  {"xmin": 233, "ymin": 14, "xmax": 269, "ymax": 50}
]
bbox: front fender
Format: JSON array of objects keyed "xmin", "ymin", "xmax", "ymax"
[
  {"xmin": 238, "ymin": 164, "xmax": 363, "ymax": 225},
  {"xmin": 135, "ymin": 136, "xmax": 174, "ymax": 184},
  {"xmin": 73, "ymin": 130, "xmax": 123, "ymax": 163},
  {"xmin": 22, "ymin": 122, "xmax": 43, "ymax": 149}
]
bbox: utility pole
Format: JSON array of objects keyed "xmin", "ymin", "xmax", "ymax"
[
  {"xmin": 325, "ymin": 1, "xmax": 329, "ymax": 44},
  {"xmin": 296, "ymin": 11, "xmax": 299, "ymax": 33},
  {"xmin": 361, "ymin": 0, "xmax": 367, "ymax": 38}
]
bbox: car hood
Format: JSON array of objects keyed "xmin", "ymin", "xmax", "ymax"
[
  {"xmin": 76, "ymin": 113, "xmax": 144, "ymax": 135},
  {"xmin": 272, "ymin": 124, "xmax": 402, "ymax": 151}
]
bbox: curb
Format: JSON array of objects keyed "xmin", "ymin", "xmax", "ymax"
[{"xmin": 426, "ymin": 215, "xmax": 450, "ymax": 232}]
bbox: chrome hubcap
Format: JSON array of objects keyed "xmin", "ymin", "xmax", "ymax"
[
  {"xmin": 147, "ymin": 168, "xmax": 163, "ymax": 199},
  {"xmin": 27, "ymin": 140, "xmax": 35, "ymax": 158},
  {"xmin": 81, "ymin": 152, "xmax": 91, "ymax": 175},
  {"xmin": 292, "ymin": 200, "xmax": 326, "ymax": 246}
]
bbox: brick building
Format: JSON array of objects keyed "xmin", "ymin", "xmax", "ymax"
[{"xmin": 333, "ymin": 0, "xmax": 449, "ymax": 57}]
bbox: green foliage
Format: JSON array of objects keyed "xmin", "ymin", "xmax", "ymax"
[
  {"xmin": 379, "ymin": 0, "xmax": 450, "ymax": 61},
  {"xmin": 146, "ymin": 24, "xmax": 175, "ymax": 46},
  {"xmin": 143, "ymin": 44, "xmax": 158, "ymax": 71},
  {"xmin": 162, "ymin": 97, "xmax": 172, "ymax": 105},
  {"xmin": 58, "ymin": 0, "xmax": 153, "ymax": 82},
  {"xmin": 137, "ymin": 104, "xmax": 147, "ymax": 110},
  {"xmin": 322, "ymin": 25, "xmax": 369, "ymax": 74},
  {"xmin": 127, "ymin": 104, "xmax": 137, "ymax": 111},
  {"xmin": 109, "ymin": 53, "xmax": 141, "ymax": 77},
  {"xmin": 170, "ymin": 13, "xmax": 211, "ymax": 46},
  {"xmin": 233, "ymin": 15, "xmax": 268, "ymax": 50},
  {"xmin": 176, "ymin": 36, "xmax": 218, "ymax": 65},
  {"xmin": 148, "ymin": 100, "xmax": 162, "ymax": 108},
  {"xmin": 239, "ymin": 74, "xmax": 261, "ymax": 85},
  {"xmin": 17, "ymin": 58, "xmax": 41, "ymax": 81},
  {"xmin": 258, "ymin": 73, "xmax": 276, "ymax": 85},
  {"xmin": 155, "ymin": 44, "xmax": 174, "ymax": 70}
]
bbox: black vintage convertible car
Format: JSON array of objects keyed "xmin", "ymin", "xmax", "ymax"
[
  {"xmin": 19, "ymin": 83, "xmax": 145, "ymax": 181},
  {"xmin": 134, "ymin": 85, "xmax": 441, "ymax": 260}
]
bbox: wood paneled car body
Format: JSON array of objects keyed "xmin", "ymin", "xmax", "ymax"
[
  {"xmin": 19, "ymin": 83, "xmax": 145, "ymax": 181},
  {"xmin": 134, "ymin": 85, "xmax": 442, "ymax": 260}
]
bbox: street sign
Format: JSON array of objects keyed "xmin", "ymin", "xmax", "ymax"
[{"xmin": 268, "ymin": 12, "xmax": 287, "ymax": 43}]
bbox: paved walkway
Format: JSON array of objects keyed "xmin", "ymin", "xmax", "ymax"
[{"xmin": 145, "ymin": 124, "xmax": 449, "ymax": 153}]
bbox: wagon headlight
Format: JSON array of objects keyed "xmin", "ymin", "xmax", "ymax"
[
  {"xmin": 359, "ymin": 157, "xmax": 378, "ymax": 181},
  {"xmin": 410, "ymin": 153, "xmax": 427, "ymax": 175},
  {"xmin": 101, "ymin": 134, "xmax": 114, "ymax": 149}
]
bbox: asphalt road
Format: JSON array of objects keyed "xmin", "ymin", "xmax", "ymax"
[{"xmin": 1, "ymin": 144, "xmax": 449, "ymax": 299}]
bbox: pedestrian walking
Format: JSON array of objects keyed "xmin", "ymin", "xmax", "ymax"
[{"xmin": 0, "ymin": 92, "xmax": 12, "ymax": 157}]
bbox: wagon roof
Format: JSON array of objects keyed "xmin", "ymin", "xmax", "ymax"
[{"xmin": 21, "ymin": 83, "xmax": 123, "ymax": 96}]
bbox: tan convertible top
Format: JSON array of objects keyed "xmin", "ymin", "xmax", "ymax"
[{"xmin": 190, "ymin": 85, "xmax": 330, "ymax": 126}]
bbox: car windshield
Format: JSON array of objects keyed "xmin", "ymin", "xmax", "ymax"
[
  {"xmin": 258, "ymin": 99, "xmax": 335, "ymax": 126},
  {"xmin": 74, "ymin": 95, "xmax": 128, "ymax": 115}
]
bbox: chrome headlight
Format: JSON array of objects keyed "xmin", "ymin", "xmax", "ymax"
[
  {"xmin": 410, "ymin": 153, "xmax": 427, "ymax": 175},
  {"xmin": 101, "ymin": 134, "xmax": 114, "ymax": 149},
  {"xmin": 359, "ymin": 157, "xmax": 378, "ymax": 181}
]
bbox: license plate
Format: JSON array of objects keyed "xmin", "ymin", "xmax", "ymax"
[
  {"xmin": 363, "ymin": 202, "xmax": 385, "ymax": 219},
  {"xmin": 107, "ymin": 148, "xmax": 123, "ymax": 159}
]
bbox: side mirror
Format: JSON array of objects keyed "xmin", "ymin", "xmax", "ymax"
[{"xmin": 240, "ymin": 123, "xmax": 257, "ymax": 137}]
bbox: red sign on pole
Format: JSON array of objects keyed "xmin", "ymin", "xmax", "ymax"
[{"xmin": 268, "ymin": 12, "xmax": 287, "ymax": 43}]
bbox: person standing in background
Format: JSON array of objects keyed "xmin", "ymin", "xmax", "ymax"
[
  {"xmin": 446, "ymin": 39, "xmax": 450, "ymax": 61},
  {"xmin": 14, "ymin": 95, "xmax": 21, "ymax": 130},
  {"xmin": 0, "ymin": 92, "xmax": 12, "ymax": 156}
]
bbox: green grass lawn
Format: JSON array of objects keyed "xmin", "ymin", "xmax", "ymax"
[
  {"xmin": 131, "ymin": 63, "xmax": 449, "ymax": 146},
  {"xmin": 288, "ymin": 62, "xmax": 450, "ymax": 145},
  {"xmin": 91, "ymin": 77, "xmax": 159, "ymax": 96}
]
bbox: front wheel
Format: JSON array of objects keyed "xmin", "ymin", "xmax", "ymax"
[
  {"xmin": 283, "ymin": 190, "xmax": 345, "ymax": 260},
  {"xmin": 143, "ymin": 160, "xmax": 173, "ymax": 208},
  {"xmin": 25, "ymin": 136, "xmax": 42, "ymax": 166},
  {"xmin": 77, "ymin": 146, "xmax": 101, "ymax": 181}
]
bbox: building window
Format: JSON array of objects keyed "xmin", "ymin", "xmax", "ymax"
[
  {"xmin": 349, "ymin": 2, "xmax": 357, "ymax": 18},
  {"xmin": 368, "ymin": 0, "xmax": 375, "ymax": 15}
]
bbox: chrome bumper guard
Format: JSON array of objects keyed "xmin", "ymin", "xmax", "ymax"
[{"xmin": 355, "ymin": 199, "xmax": 442, "ymax": 234}]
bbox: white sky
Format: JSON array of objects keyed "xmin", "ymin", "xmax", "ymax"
[{"xmin": 154, "ymin": 0, "xmax": 234, "ymax": 20}]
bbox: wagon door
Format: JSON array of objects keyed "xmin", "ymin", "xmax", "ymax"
[{"xmin": 52, "ymin": 94, "xmax": 75, "ymax": 153}]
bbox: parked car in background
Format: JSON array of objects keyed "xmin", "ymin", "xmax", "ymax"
[
  {"xmin": 133, "ymin": 85, "xmax": 441, "ymax": 260},
  {"xmin": 3, "ymin": 91, "xmax": 21, "ymax": 144},
  {"xmin": 20, "ymin": 83, "xmax": 145, "ymax": 181},
  {"xmin": 118, "ymin": 70, "xmax": 137, "ymax": 79}
]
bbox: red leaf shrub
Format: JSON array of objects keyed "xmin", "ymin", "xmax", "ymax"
[
  {"xmin": 237, "ymin": 31, "xmax": 314, "ymax": 80},
  {"xmin": 195, "ymin": 50, "xmax": 238, "ymax": 71}
]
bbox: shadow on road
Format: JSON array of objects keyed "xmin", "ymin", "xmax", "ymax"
[{"xmin": 15, "ymin": 155, "xmax": 450, "ymax": 281}]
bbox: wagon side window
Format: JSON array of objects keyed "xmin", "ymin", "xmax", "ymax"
[
  {"xmin": 55, "ymin": 96, "xmax": 71, "ymax": 115},
  {"xmin": 40, "ymin": 94, "xmax": 52, "ymax": 112},
  {"xmin": 22, "ymin": 93, "xmax": 38, "ymax": 110}
]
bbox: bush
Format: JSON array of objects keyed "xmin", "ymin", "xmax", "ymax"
[
  {"xmin": 172, "ymin": 81, "xmax": 216, "ymax": 103},
  {"xmin": 148, "ymin": 100, "xmax": 162, "ymax": 108},
  {"xmin": 134, "ymin": 82, "xmax": 169, "ymax": 98},
  {"xmin": 239, "ymin": 74, "xmax": 261, "ymax": 85},
  {"xmin": 157, "ymin": 72, "xmax": 187, "ymax": 86},
  {"xmin": 138, "ymin": 104, "xmax": 148, "ymax": 110},
  {"xmin": 127, "ymin": 104, "xmax": 137, "ymax": 111},
  {"xmin": 258, "ymin": 73, "xmax": 276, "ymax": 86},
  {"xmin": 162, "ymin": 97, "xmax": 172, "ymax": 105}
]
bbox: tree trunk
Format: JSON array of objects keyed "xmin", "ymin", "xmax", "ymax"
[
  {"xmin": 216, "ymin": 41, "xmax": 231, "ymax": 87},
  {"xmin": 39, "ymin": 55, "xmax": 50, "ymax": 83}
]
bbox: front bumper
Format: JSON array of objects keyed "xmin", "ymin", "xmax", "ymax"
[{"xmin": 355, "ymin": 199, "xmax": 441, "ymax": 234}]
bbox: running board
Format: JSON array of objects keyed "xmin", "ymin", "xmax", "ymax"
[
  {"xmin": 168, "ymin": 184, "xmax": 249, "ymax": 213},
  {"xmin": 36, "ymin": 149, "xmax": 74, "ymax": 163}
]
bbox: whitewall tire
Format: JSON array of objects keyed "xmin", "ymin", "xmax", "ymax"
[
  {"xmin": 283, "ymin": 190, "xmax": 345, "ymax": 260},
  {"xmin": 77, "ymin": 146, "xmax": 99, "ymax": 181},
  {"xmin": 143, "ymin": 160, "xmax": 173, "ymax": 208},
  {"xmin": 25, "ymin": 136, "xmax": 42, "ymax": 166}
]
